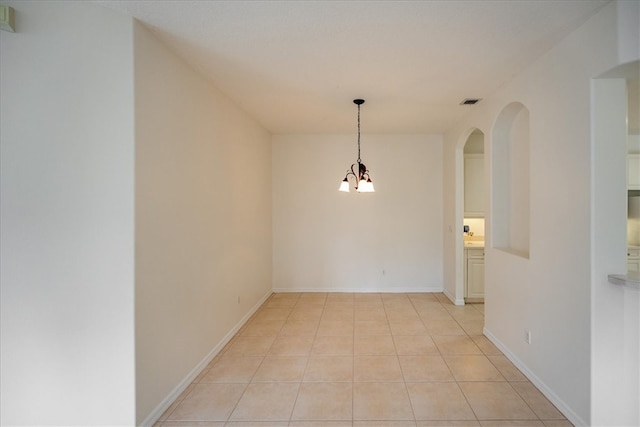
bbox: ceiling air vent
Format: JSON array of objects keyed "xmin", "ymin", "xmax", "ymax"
[{"xmin": 460, "ymin": 98, "xmax": 481, "ymax": 105}]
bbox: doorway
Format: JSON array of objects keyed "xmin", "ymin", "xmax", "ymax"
[{"xmin": 461, "ymin": 130, "xmax": 486, "ymax": 304}]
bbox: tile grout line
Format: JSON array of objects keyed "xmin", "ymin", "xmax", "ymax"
[
  {"xmin": 351, "ymin": 294, "xmax": 356, "ymax": 425},
  {"xmin": 394, "ymin": 294, "xmax": 419, "ymax": 424},
  {"xmin": 287, "ymin": 292, "xmax": 325, "ymax": 424}
]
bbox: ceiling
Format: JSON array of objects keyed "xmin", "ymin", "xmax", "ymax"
[{"xmin": 97, "ymin": 0, "xmax": 610, "ymax": 134}]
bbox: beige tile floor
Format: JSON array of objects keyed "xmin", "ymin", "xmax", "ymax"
[{"xmin": 155, "ymin": 293, "xmax": 573, "ymax": 427}]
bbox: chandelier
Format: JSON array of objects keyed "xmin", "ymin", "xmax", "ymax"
[{"xmin": 338, "ymin": 99, "xmax": 375, "ymax": 193}]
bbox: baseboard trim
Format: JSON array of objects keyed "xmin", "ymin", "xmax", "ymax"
[
  {"xmin": 442, "ymin": 288, "xmax": 465, "ymax": 305},
  {"xmin": 271, "ymin": 286, "xmax": 443, "ymax": 293},
  {"xmin": 141, "ymin": 290, "xmax": 272, "ymax": 427},
  {"xmin": 483, "ymin": 327, "xmax": 587, "ymax": 427}
]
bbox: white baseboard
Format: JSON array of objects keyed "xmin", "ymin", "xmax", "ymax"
[
  {"xmin": 442, "ymin": 288, "xmax": 465, "ymax": 305},
  {"xmin": 483, "ymin": 327, "xmax": 587, "ymax": 427},
  {"xmin": 271, "ymin": 286, "xmax": 443, "ymax": 293},
  {"xmin": 141, "ymin": 290, "xmax": 272, "ymax": 427}
]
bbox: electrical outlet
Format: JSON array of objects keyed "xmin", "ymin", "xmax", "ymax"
[{"xmin": 525, "ymin": 329, "xmax": 531, "ymax": 344}]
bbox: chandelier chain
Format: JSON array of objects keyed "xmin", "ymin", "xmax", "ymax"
[{"xmin": 357, "ymin": 103, "xmax": 361, "ymax": 163}]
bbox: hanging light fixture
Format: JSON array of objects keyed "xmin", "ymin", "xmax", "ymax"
[{"xmin": 339, "ymin": 99, "xmax": 375, "ymax": 193}]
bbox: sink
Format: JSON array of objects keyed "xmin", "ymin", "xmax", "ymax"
[{"xmin": 464, "ymin": 241, "xmax": 485, "ymax": 248}]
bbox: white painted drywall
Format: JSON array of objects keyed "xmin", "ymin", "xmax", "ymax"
[
  {"xmin": 133, "ymin": 23, "xmax": 272, "ymax": 424},
  {"xmin": 443, "ymin": 2, "xmax": 638, "ymax": 425},
  {"xmin": 591, "ymin": 77, "xmax": 637, "ymax": 427},
  {"xmin": 273, "ymin": 134, "xmax": 442, "ymax": 292},
  {"xmin": 0, "ymin": 2, "xmax": 136, "ymax": 425}
]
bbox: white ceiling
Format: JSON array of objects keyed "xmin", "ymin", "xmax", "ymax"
[{"xmin": 97, "ymin": 0, "xmax": 610, "ymax": 134}]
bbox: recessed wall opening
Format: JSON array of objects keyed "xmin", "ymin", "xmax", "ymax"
[{"xmin": 492, "ymin": 102, "xmax": 530, "ymax": 258}]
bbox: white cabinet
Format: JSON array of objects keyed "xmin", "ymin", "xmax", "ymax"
[
  {"xmin": 465, "ymin": 248, "xmax": 485, "ymax": 300},
  {"xmin": 629, "ymin": 248, "xmax": 639, "ymax": 273},
  {"xmin": 464, "ymin": 154, "xmax": 484, "ymax": 217},
  {"xmin": 629, "ymin": 154, "xmax": 640, "ymax": 190}
]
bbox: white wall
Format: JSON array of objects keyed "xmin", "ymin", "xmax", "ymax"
[
  {"xmin": 591, "ymin": 76, "xmax": 638, "ymax": 427},
  {"xmin": 273, "ymin": 134, "xmax": 442, "ymax": 292},
  {"xmin": 133, "ymin": 23, "xmax": 273, "ymax": 424},
  {"xmin": 443, "ymin": 2, "xmax": 634, "ymax": 425},
  {"xmin": 0, "ymin": 2, "xmax": 136, "ymax": 425}
]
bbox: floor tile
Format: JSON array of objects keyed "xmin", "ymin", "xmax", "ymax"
[
  {"xmin": 390, "ymin": 320, "xmax": 428, "ymax": 335},
  {"xmin": 354, "ymin": 355, "xmax": 404, "ymax": 381},
  {"xmin": 399, "ymin": 355, "xmax": 455, "ymax": 382},
  {"xmin": 443, "ymin": 355, "xmax": 505, "ymax": 382},
  {"xmin": 241, "ymin": 319, "xmax": 285, "ymax": 336},
  {"xmin": 355, "ymin": 294, "xmax": 384, "ymax": 303},
  {"xmin": 317, "ymin": 319, "xmax": 354, "ymax": 336},
  {"xmin": 418, "ymin": 307, "xmax": 457, "ymax": 321},
  {"xmin": 252, "ymin": 356, "xmax": 307, "ymax": 382},
  {"xmin": 385, "ymin": 308, "xmax": 421, "ymax": 321},
  {"xmin": 229, "ymin": 383, "xmax": 300, "ymax": 421},
  {"xmin": 355, "ymin": 308, "xmax": 388, "ymax": 321},
  {"xmin": 470, "ymin": 336, "xmax": 502, "ymax": 356},
  {"xmin": 167, "ymin": 383, "xmax": 246, "ymax": 421},
  {"xmin": 252, "ymin": 307, "xmax": 293, "ymax": 321},
  {"xmin": 291, "ymin": 382, "xmax": 353, "ymax": 420},
  {"xmin": 326, "ymin": 293, "xmax": 354, "ymax": 302},
  {"xmin": 264, "ymin": 298, "xmax": 299, "ymax": 309},
  {"xmin": 393, "ymin": 335, "xmax": 439, "ymax": 355},
  {"xmin": 291, "ymin": 421, "xmax": 353, "ymax": 427},
  {"xmin": 355, "ymin": 320, "xmax": 391, "ymax": 335},
  {"xmin": 355, "ymin": 421, "xmax": 417, "ymax": 427},
  {"xmin": 226, "ymin": 422, "xmax": 289, "ymax": 427},
  {"xmin": 416, "ymin": 421, "xmax": 480, "ymax": 427},
  {"xmin": 303, "ymin": 356, "xmax": 353, "ymax": 382},
  {"xmin": 353, "ymin": 382, "xmax": 414, "ymax": 420},
  {"xmin": 224, "ymin": 336, "xmax": 276, "ymax": 357},
  {"xmin": 406, "ymin": 382, "xmax": 476, "ymax": 420},
  {"xmin": 162, "ymin": 421, "xmax": 225, "ymax": 426},
  {"xmin": 479, "ymin": 422, "xmax": 545, "ymax": 427},
  {"xmin": 425, "ymin": 319, "xmax": 466, "ymax": 335},
  {"xmin": 487, "ymin": 355, "xmax": 528, "ymax": 381},
  {"xmin": 297, "ymin": 294, "xmax": 327, "ymax": 306},
  {"xmin": 432, "ymin": 336, "xmax": 483, "ymax": 355},
  {"xmin": 200, "ymin": 356, "xmax": 262, "ymax": 383},
  {"xmin": 311, "ymin": 335, "xmax": 353, "ymax": 356},
  {"xmin": 541, "ymin": 421, "xmax": 574, "ymax": 427},
  {"xmin": 324, "ymin": 299, "xmax": 355, "ymax": 309},
  {"xmin": 288, "ymin": 307, "xmax": 324, "ymax": 321},
  {"xmin": 268, "ymin": 336, "xmax": 314, "ymax": 356},
  {"xmin": 457, "ymin": 320, "xmax": 484, "ymax": 336},
  {"xmin": 322, "ymin": 308, "xmax": 355, "ymax": 321},
  {"xmin": 459, "ymin": 382, "xmax": 538, "ymax": 420},
  {"xmin": 279, "ymin": 319, "xmax": 319, "ymax": 336},
  {"xmin": 355, "ymin": 334, "xmax": 396, "ymax": 355},
  {"xmin": 511, "ymin": 381, "xmax": 565, "ymax": 419},
  {"xmin": 450, "ymin": 310, "xmax": 484, "ymax": 323}
]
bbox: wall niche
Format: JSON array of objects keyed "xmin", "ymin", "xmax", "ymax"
[{"xmin": 492, "ymin": 102, "xmax": 530, "ymax": 258}]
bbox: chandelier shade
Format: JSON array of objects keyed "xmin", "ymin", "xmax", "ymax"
[{"xmin": 339, "ymin": 99, "xmax": 375, "ymax": 193}]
